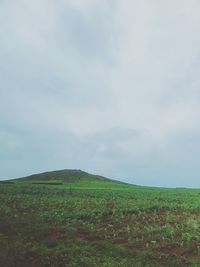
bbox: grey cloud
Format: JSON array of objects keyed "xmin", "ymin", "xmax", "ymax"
[
  {"xmin": 59, "ymin": 4, "xmax": 114, "ymax": 62},
  {"xmin": 1, "ymin": 0, "xmax": 200, "ymax": 187}
]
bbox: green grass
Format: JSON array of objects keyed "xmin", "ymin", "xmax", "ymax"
[
  {"xmin": 14, "ymin": 169, "xmax": 118, "ymax": 183},
  {"xmin": 1, "ymin": 170, "xmax": 200, "ymax": 266}
]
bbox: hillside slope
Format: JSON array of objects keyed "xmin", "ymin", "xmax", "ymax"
[{"xmin": 13, "ymin": 169, "xmax": 125, "ymax": 184}]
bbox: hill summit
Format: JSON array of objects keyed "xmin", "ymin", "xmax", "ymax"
[{"xmin": 14, "ymin": 169, "xmax": 111, "ymax": 183}]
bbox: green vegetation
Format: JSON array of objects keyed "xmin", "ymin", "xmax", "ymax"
[
  {"xmin": 14, "ymin": 169, "xmax": 118, "ymax": 183},
  {"xmin": 1, "ymin": 170, "xmax": 200, "ymax": 266}
]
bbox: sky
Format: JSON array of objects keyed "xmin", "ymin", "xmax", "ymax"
[{"xmin": 1, "ymin": 0, "xmax": 200, "ymax": 187}]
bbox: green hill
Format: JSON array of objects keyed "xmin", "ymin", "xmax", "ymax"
[{"xmin": 13, "ymin": 169, "xmax": 126, "ymax": 185}]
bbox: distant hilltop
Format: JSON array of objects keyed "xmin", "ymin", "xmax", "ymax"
[{"xmin": 11, "ymin": 169, "xmax": 128, "ymax": 185}]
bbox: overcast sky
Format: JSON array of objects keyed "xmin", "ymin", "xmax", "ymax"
[{"xmin": 1, "ymin": 0, "xmax": 200, "ymax": 187}]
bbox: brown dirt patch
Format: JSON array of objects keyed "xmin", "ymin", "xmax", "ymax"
[{"xmin": 76, "ymin": 227, "xmax": 101, "ymax": 241}]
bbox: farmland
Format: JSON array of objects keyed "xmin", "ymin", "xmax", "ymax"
[{"xmin": 1, "ymin": 170, "xmax": 200, "ymax": 266}]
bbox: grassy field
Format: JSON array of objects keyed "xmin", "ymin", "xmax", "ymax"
[{"xmin": 1, "ymin": 171, "xmax": 200, "ymax": 266}]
